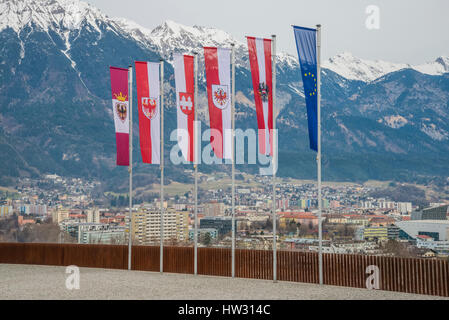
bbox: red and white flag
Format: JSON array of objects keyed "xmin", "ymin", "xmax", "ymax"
[
  {"xmin": 135, "ymin": 61, "xmax": 161, "ymax": 164},
  {"xmin": 174, "ymin": 54, "xmax": 195, "ymax": 163},
  {"xmin": 247, "ymin": 37, "xmax": 273, "ymax": 156},
  {"xmin": 204, "ymin": 47, "xmax": 232, "ymax": 160},
  {"xmin": 109, "ymin": 66, "xmax": 129, "ymax": 166}
]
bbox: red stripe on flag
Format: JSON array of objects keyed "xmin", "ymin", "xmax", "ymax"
[
  {"xmin": 204, "ymin": 47, "xmax": 223, "ymax": 159},
  {"xmin": 184, "ymin": 55, "xmax": 195, "ymax": 163},
  {"xmin": 247, "ymin": 37, "xmax": 267, "ymax": 155},
  {"xmin": 110, "ymin": 66, "xmax": 128, "ymax": 100},
  {"xmin": 115, "ymin": 132, "xmax": 129, "ymax": 166},
  {"xmin": 135, "ymin": 61, "xmax": 152, "ymax": 164},
  {"xmin": 263, "ymin": 39, "xmax": 274, "ymax": 156}
]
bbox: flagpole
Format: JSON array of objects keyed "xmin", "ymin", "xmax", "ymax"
[
  {"xmin": 128, "ymin": 65, "xmax": 133, "ymax": 271},
  {"xmin": 271, "ymin": 34, "xmax": 277, "ymax": 283},
  {"xmin": 160, "ymin": 59, "xmax": 165, "ymax": 274},
  {"xmin": 316, "ymin": 24, "xmax": 323, "ymax": 285},
  {"xmin": 231, "ymin": 43, "xmax": 236, "ymax": 279},
  {"xmin": 193, "ymin": 52, "xmax": 199, "ymax": 276}
]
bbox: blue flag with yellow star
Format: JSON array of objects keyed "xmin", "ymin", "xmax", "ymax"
[{"xmin": 293, "ymin": 25, "xmax": 318, "ymax": 151}]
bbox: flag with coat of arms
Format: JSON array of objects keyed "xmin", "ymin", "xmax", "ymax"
[
  {"xmin": 174, "ymin": 53, "xmax": 195, "ymax": 163},
  {"xmin": 203, "ymin": 47, "xmax": 232, "ymax": 160}
]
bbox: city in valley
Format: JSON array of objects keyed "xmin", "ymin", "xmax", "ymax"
[{"xmin": 1, "ymin": 171, "xmax": 448, "ymax": 261}]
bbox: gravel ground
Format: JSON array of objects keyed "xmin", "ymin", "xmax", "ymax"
[{"xmin": 0, "ymin": 264, "xmax": 447, "ymax": 300}]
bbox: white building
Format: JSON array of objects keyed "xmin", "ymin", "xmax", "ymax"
[
  {"xmin": 86, "ymin": 208, "xmax": 100, "ymax": 223},
  {"xmin": 131, "ymin": 209, "xmax": 189, "ymax": 244},
  {"xmin": 397, "ymin": 202, "xmax": 412, "ymax": 214},
  {"xmin": 396, "ymin": 220, "xmax": 449, "ymax": 241},
  {"xmin": 416, "ymin": 239, "xmax": 449, "ymax": 253},
  {"xmin": 78, "ymin": 223, "xmax": 125, "ymax": 244}
]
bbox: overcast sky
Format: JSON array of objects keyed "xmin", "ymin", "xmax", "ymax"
[{"xmin": 85, "ymin": 0, "xmax": 449, "ymax": 64}]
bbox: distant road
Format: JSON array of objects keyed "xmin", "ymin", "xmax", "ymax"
[{"xmin": 0, "ymin": 264, "xmax": 446, "ymax": 300}]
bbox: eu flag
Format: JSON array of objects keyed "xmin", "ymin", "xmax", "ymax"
[{"xmin": 293, "ymin": 25, "xmax": 318, "ymax": 151}]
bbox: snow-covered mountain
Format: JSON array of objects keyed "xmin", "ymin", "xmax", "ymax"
[
  {"xmin": 413, "ymin": 56, "xmax": 449, "ymax": 76},
  {"xmin": 113, "ymin": 14, "xmax": 449, "ymax": 82},
  {"xmin": 113, "ymin": 17, "xmax": 300, "ymax": 74},
  {"xmin": 0, "ymin": 0, "xmax": 106, "ymax": 33},
  {"xmin": 0, "ymin": 0, "xmax": 448, "ymax": 186},
  {"xmin": 113, "ymin": 16, "xmax": 449, "ymax": 83},
  {"xmin": 113, "ymin": 15, "xmax": 449, "ymax": 83},
  {"xmin": 1, "ymin": 0, "xmax": 446, "ymax": 82},
  {"xmin": 322, "ymin": 52, "xmax": 408, "ymax": 82},
  {"xmin": 323, "ymin": 52, "xmax": 449, "ymax": 82}
]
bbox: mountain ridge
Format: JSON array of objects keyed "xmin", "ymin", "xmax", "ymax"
[
  {"xmin": 1, "ymin": 0, "xmax": 447, "ymax": 83},
  {"xmin": 0, "ymin": 0, "xmax": 448, "ymax": 190}
]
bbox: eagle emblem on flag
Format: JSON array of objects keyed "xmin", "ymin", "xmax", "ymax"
[
  {"xmin": 142, "ymin": 97, "xmax": 158, "ymax": 120},
  {"xmin": 212, "ymin": 84, "xmax": 229, "ymax": 109},
  {"xmin": 258, "ymin": 82, "xmax": 269, "ymax": 102},
  {"xmin": 114, "ymin": 92, "xmax": 128, "ymax": 123},
  {"xmin": 179, "ymin": 92, "xmax": 194, "ymax": 115}
]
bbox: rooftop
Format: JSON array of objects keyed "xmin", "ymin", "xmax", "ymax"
[{"xmin": 398, "ymin": 220, "xmax": 449, "ymax": 225}]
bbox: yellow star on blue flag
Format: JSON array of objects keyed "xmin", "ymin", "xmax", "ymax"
[{"xmin": 293, "ymin": 25, "xmax": 318, "ymax": 151}]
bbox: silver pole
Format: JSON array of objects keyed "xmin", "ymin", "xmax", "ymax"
[
  {"xmin": 271, "ymin": 35, "xmax": 277, "ymax": 283},
  {"xmin": 316, "ymin": 24, "xmax": 323, "ymax": 285},
  {"xmin": 194, "ymin": 53, "xmax": 199, "ymax": 276},
  {"xmin": 160, "ymin": 59, "xmax": 165, "ymax": 273},
  {"xmin": 231, "ymin": 43, "xmax": 236, "ymax": 278},
  {"xmin": 128, "ymin": 65, "xmax": 133, "ymax": 271}
]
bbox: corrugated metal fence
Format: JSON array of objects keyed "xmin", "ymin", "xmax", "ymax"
[{"xmin": 0, "ymin": 243, "xmax": 447, "ymax": 297}]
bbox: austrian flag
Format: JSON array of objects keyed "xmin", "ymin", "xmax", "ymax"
[
  {"xmin": 247, "ymin": 37, "xmax": 273, "ymax": 156},
  {"xmin": 135, "ymin": 61, "xmax": 161, "ymax": 164},
  {"xmin": 203, "ymin": 47, "xmax": 232, "ymax": 160},
  {"xmin": 174, "ymin": 54, "xmax": 195, "ymax": 163},
  {"xmin": 109, "ymin": 66, "xmax": 129, "ymax": 166}
]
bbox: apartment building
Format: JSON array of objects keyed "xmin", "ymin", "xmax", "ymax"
[
  {"xmin": 131, "ymin": 209, "xmax": 189, "ymax": 244},
  {"xmin": 363, "ymin": 226, "xmax": 388, "ymax": 241},
  {"xmin": 203, "ymin": 202, "xmax": 224, "ymax": 217},
  {"xmin": 86, "ymin": 208, "xmax": 100, "ymax": 223},
  {"xmin": 52, "ymin": 207, "xmax": 70, "ymax": 224}
]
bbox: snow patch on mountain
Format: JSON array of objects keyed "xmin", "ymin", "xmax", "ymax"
[
  {"xmin": 112, "ymin": 17, "xmax": 155, "ymax": 49},
  {"xmin": 288, "ymin": 82, "xmax": 305, "ymax": 97},
  {"xmin": 379, "ymin": 115, "xmax": 408, "ymax": 129},
  {"xmin": 17, "ymin": 33, "xmax": 25, "ymax": 64},
  {"xmin": 420, "ymin": 123, "xmax": 448, "ymax": 141}
]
